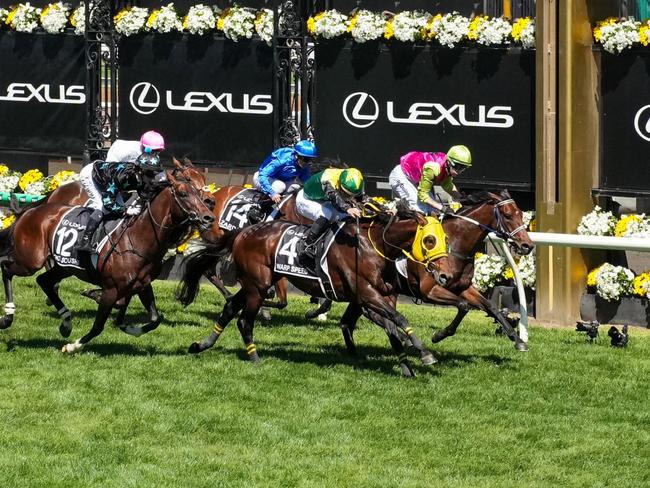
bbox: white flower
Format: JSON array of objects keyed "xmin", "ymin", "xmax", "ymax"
[
  {"xmin": 114, "ymin": 6, "xmax": 148, "ymax": 36},
  {"xmin": 254, "ymin": 8, "xmax": 273, "ymax": 45},
  {"xmin": 348, "ymin": 9, "xmax": 385, "ymax": 43},
  {"xmin": 595, "ymin": 263, "xmax": 634, "ymax": 301},
  {"xmin": 308, "ymin": 10, "xmax": 348, "ymax": 39},
  {"xmin": 25, "ymin": 180, "xmax": 48, "ymax": 195},
  {"xmin": 598, "ymin": 18, "xmax": 640, "ymax": 54},
  {"xmin": 7, "ymin": 3, "xmax": 41, "ymax": 33},
  {"xmin": 476, "ymin": 16, "xmax": 512, "ymax": 45},
  {"xmin": 522, "ymin": 210, "xmax": 534, "ymax": 229},
  {"xmin": 617, "ymin": 214, "xmax": 650, "ymax": 238},
  {"xmin": 431, "ymin": 11, "xmax": 470, "ymax": 48},
  {"xmin": 70, "ymin": 2, "xmax": 85, "ymax": 34},
  {"xmin": 40, "ymin": 2, "xmax": 70, "ymax": 33},
  {"xmin": 519, "ymin": 19, "xmax": 535, "ymax": 48},
  {"xmin": 518, "ymin": 249, "xmax": 536, "ymax": 289},
  {"xmin": 183, "ymin": 4, "xmax": 216, "ymax": 35},
  {"xmin": 390, "ymin": 10, "xmax": 430, "ymax": 42},
  {"xmin": 0, "ymin": 8, "xmax": 9, "ymax": 24},
  {"xmin": 472, "ymin": 253, "xmax": 506, "ymax": 292},
  {"xmin": 146, "ymin": 3, "xmax": 181, "ymax": 33},
  {"xmin": 0, "ymin": 175, "xmax": 20, "ymax": 193},
  {"xmin": 220, "ymin": 6, "xmax": 256, "ymax": 41},
  {"xmin": 577, "ymin": 206, "xmax": 617, "ymax": 236}
]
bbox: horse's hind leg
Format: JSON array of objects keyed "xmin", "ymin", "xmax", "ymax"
[
  {"xmin": 113, "ymin": 295, "xmax": 132, "ymax": 328},
  {"xmin": 36, "ymin": 266, "xmax": 73, "ymax": 338},
  {"xmin": 340, "ymin": 302, "xmax": 362, "ymax": 356},
  {"xmin": 305, "ymin": 298, "xmax": 332, "ymax": 321},
  {"xmin": 236, "ymin": 290, "xmax": 264, "ymax": 363},
  {"xmin": 204, "ymin": 267, "xmax": 233, "ymax": 301},
  {"xmin": 188, "ymin": 288, "xmax": 246, "ymax": 354},
  {"xmin": 431, "ymin": 302, "xmax": 470, "ymax": 344},
  {"xmin": 62, "ymin": 288, "xmax": 117, "ymax": 353},
  {"xmin": 0, "ymin": 261, "xmax": 16, "ymax": 330}
]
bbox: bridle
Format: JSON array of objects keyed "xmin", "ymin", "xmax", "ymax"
[
  {"xmin": 146, "ymin": 173, "xmax": 213, "ymax": 231},
  {"xmin": 446, "ymin": 197, "xmax": 526, "ymax": 242}
]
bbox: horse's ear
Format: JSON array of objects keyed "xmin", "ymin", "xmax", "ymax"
[
  {"xmin": 182, "ymin": 157, "xmax": 194, "ymax": 167},
  {"xmin": 172, "ymin": 157, "xmax": 183, "ymax": 169},
  {"xmin": 416, "ymin": 212, "xmax": 428, "ymax": 226}
]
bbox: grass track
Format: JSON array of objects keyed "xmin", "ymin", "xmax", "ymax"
[{"xmin": 0, "ymin": 277, "xmax": 649, "ymax": 487}]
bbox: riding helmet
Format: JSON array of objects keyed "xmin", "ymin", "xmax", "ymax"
[
  {"xmin": 446, "ymin": 145, "xmax": 472, "ymax": 167},
  {"xmin": 339, "ymin": 168, "xmax": 364, "ymax": 196},
  {"xmin": 294, "ymin": 140, "xmax": 318, "ymax": 158}
]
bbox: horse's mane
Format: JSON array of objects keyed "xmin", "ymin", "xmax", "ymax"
[
  {"xmin": 368, "ymin": 199, "xmax": 421, "ymax": 225},
  {"xmin": 458, "ymin": 189, "xmax": 510, "ymax": 209}
]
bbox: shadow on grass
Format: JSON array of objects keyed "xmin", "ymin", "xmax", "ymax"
[{"xmin": 3, "ymin": 337, "xmax": 188, "ymax": 358}]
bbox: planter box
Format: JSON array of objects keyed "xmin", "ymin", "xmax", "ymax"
[
  {"xmin": 488, "ymin": 285, "xmax": 535, "ymax": 316},
  {"xmin": 580, "ymin": 293, "xmax": 650, "ymax": 328}
]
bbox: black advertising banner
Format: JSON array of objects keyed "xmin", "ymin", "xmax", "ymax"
[
  {"xmin": 601, "ymin": 50, "xmax": 650, "ymax": 194},
  {"xmin": 118, "ymin": 35, "xmax": 273, "ymax": 165},
  {"xmin": 0, "ymin": 32, "xmax": 85, "ymax": 154},
  {"xmin": 315, "ymin": 41, "xmax": 535, "ymax": 190}
]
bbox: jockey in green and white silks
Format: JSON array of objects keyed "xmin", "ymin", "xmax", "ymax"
[
  {"xmin": 388, "ymin": 145, "xmax": 472, "ymax": 214},
  {"xmin": 295, "ymin": 167, "xmax": 366, "ymax": 261}
]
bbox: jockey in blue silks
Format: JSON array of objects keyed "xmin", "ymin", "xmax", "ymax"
[{"xmin": 253, "ymin": 139, "xmax": 317, "ymax": 204}]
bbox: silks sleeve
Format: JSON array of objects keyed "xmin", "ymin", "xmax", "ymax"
[
  {"xmin": 257, "ymin": 157, "xmax": 280, "ymax": 196},
  {"xmin": 417, "ymin": 164, "xmax": 440, "ymax": 203},
  {"xmin": 323, "ymin": 181, "xmax": 351, "ymax": 212}
]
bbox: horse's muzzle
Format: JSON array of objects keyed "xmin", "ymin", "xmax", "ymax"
[{"xmin": 512, "ymin": 241, "xmax": 534, "ymax": 256}]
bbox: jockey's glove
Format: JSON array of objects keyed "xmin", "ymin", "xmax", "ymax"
[{"xmin": 449, "ymin": 201, "xmax": 462, "ymax": 212}]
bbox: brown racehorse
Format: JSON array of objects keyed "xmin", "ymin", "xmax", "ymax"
[
  {"xmin": 335, "ymin": 190, "xmax": 535, "ymax": 354},
  {"xmin": 0, "ymin": 171, "xmax": 215, "ymax": 352},
  {"xmin": 30, "ymin": 159, "xmax": 210, "ymax": 329},
  {"xmin": 178, "ymin": 206, "xmax": 453, "ymax": 377}
]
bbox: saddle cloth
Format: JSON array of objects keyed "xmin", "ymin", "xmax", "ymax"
[
  {"xmin": 219, "ymin": 189, "xmax": 294, "ymax": 231},
  {"xmin": 51, "ymin": 206, "xmax": 123, "ymax": 270},
  {"xmin": 273, "ymin": 222, "xmax": 345, "ymax": 300}
]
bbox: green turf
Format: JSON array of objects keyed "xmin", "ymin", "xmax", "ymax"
[{"xmin": 0, "ymin": 276, "xmax": 649, "ymax": 487}]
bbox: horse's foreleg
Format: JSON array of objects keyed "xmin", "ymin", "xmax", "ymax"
[
  {"xmin": 460, "ymin": 286, "xmax": 528, "ymax": 352},
  {"xmin": 0, "ymin": 261, "xmax": 16, "ymax": 330},
  {"xmin": 119, "ymin": 285, "xmax": 162, "ymax": 337},
  {"xmin": 188, "ymin": 288, "xmax": 246, "ymax": 354},
  {"xmin": 236, "ymin": 290, "xmax": 264, "ymax": 363},
  {"xmin": 340, "ymin": 302, "xmax": 362, "ymax": 356},
  {"xmin": 36, "ymin": 266, "xmax": 73, "ymax": 338},
  {"xmin": 62, "ymin": 288, "xmax": 117, "ymax": 353},
  {"xmin": 431, "ymin": 301, "xmax": 470, "ymax": 343},
  {"xmin": 204, "ymin": 267, "xmax": 234, "ymax": 301},
  {"xmin": 305, "ymin": 298, "xmax": 332, "ymax": 321},
  {"xmin": 113, "ymin": 295, "xmax": 132, "ymax": 328}
]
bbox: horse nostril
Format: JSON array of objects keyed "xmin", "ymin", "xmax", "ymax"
[
  {"xmin": 203, "ymin": 214, "xmax": 215, "ymax": 223},
  {"xmin": 189, "ymin": 211, "xmax": 198, "ymax": 220},
  {"xmin": 438, "ymin": 274, "xmax": 449, "ymax": 286}
]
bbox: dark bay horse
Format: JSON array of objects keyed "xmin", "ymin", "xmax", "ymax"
[
  {"xmin": 335, "ymin": 190, "xmax": 534, "ymax": 354},
  {"xmin": 0, "ymin": 171, "xmax": 215, "ymax": 352},
  {"xmin": 178, "ymin": 207, "xmax": 453, "ymax": 377}
]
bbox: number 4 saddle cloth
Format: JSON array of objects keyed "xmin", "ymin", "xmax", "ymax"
[
  {"xmin": 218, "ymin": 188, "xmax": 292, "ymax": 231},
  {"xmin": 51, "ymin": 206, "xmax": 123, "ymax": 270},
  {"xmin": 273, "ymin": 222, "xmax": 345, "ymax": 301}
]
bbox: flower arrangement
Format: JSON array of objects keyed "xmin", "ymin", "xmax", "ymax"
[
  {"xmin": 69, "ymin": 2, "xmax": 84, "ymax": 34},
  {"xmin": 385, "ymin": 11, "xmax": 430, "ymax": 42},
  {"xmin": 633, "ymin": 271, "xmax": 650, "ymax": 299},
  {"xmin": 522, "ymin": 210, "xmax": 535, "ymax": 231},
  {"xmin": 614, "ymin": 214, "xmax": 650, "ymax": 238},
  {"xmin": 586, "ymin": 263, "xmax": 634, "ymax": 301},
  {"xmin": 307, "ymin": 9, "xmax": 348, "ymax": 39},
  {"xmin": 512, "ymin": 17, "xmax": 535, "ymax": 48},
  {"xmin": 146, "ymin": 3, "xmax": 182, "ymax": 34},
  {"xmin": 218, "ymin": 6, "xmax": 256, "ymax": 42},
  {"xmin": 472, "ymin": 252, "xmax": 507, "ymax": 292},
  {"xmin": 254, "ymin": 8, "xmax": 273, "ymax": 45},
  {"xmin": 114, "ymin": 6, "xmax": 148, "ymax": 36},
  {"xmin": 25, "ymin": 177, "xmax": 52, "ymax": 195},
  {"xmin": 182, "ymin": 4, "xmax": 216, "ymax": 35},
  {"xmin": 347, "ymin": 9, "xmax": 385, "ymax": 43},
  {"xmin": 0, "ymin": 164, "xmax": 8, "ymax": 177},
  {"xmin": 40, "ymin": 2, "xmax": 70, "ymax": 34},
  {"xmin": 1, "ymin": 7, "xmax": 10, "ymax": 24},
  {"xmin": 593, "ymin": 17, "xmax": 641, "ymax": 54},
  {"xmin": 429, "ymin": 11, "xmax": 470, "ymax": 48},
  {"xmin": 0, "ymin": 208, "xmax": 15, "ymax": 230},
  {"xmin": 49, "ymin": 170, "xmax": 79, "ymax": 191},
  {"xmin": 18, "ymin": 169, "xmax": 44, "ymax": 192},
  {"xmin": 577, "ymin": 206, "xmax": 617, "ymax": 236},
  {"xmin": 5, "ymin": 3, "xmax": 41, "ymax": 33},
  {"xmin": 0, "ymin": 171, "xmax": 21, "ymax": 193},
  {"xmin": 475, "ymin": 16, "xmax": 512, "ymax": 46}
]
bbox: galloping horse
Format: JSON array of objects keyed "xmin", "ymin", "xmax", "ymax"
[
  {"xmin": 334, "ymin": 190, "xmax": 535, "ymax": 354},
  {"xmin": 0, "ymin": 171, "xmax": 215, "ymax": 352},
  {"xmin": 178, "ymin": 206, "xmax": 453, "ymax": 377}
]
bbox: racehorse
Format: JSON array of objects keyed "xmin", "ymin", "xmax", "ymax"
[
  {"xmin": 0, "ymin": 170, "xmax": 215, "ymax": 352},
  {"xmin": 178, "ymin": 205, "xmax": 454, "ymax": 377},
  {"xmin": 332, "ymin": 190, "xmax": 534, "ymax": 354}
]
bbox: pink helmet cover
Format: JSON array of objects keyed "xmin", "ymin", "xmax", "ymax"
[{"xmin": 140, "ymin": 130, "xmax": 165, "ymax": 151}]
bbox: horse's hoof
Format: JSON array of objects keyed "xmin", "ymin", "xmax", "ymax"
[
  {"xmin": 431, "ymin": 333, "xmax": 443, "ymax": 344},
  {"xmin": 400, "ymin": 364, "xmax": 416, "ymax": 378},
  {"xmin": 59, "ymin": 323, "xmax": 72, "ymax": 338},
  {"xmin": 515, "ymin": 341, "xmax": 529, "ymax": 352},
  {"xmin": 259, "ymin": 309, "xmax": 272, "ymax": 322},
  {"xmin": 45, "ymin": 297, "xmax": 52, "ymax": 307},
  {"xmin": 304, "ymin": 309, "xmax": 319, "ymax": 319},
  {"xmin": 0, "ymin": 316, "xmax": 12, "ymax": 330},
  {"xmin": 249, "ymin": 352, "xmax": 261, "ymax": 363},
  {"xmin": 421, "ymin": 353, "xmax": 437, "ymax": 366},
  {"xmin": 61, "ymin": 340, "xmax": 83, "ymax": 354},
  {"xmin": 188, "ymin": 342, "xmax": 202, "ymax": 354}
]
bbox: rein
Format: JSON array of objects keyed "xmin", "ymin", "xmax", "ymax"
[
  {"xmin": 367, "ymin": 216, "xmax": 436, "ymax": 270},
  {"xmin": 445, "ymin": 198, "xmax": 525, "ymax": 241}
]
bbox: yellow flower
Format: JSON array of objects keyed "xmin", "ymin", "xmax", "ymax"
[
  {"xmin": 640, "ymin": 24, "xmax": 650, "ymax": 46},
  {"xmin": 594, "ymin": 17, "xmax": 618, "ymax": 42},
  {"xmin": 176, "ymin": 242, "xmax": 188, "ymax": 254},
  {"xmin": 49, "ymin": 170, "xmax": 78, "ymax": 191},
  {"xmin": 0, "ymin": 164, "xmax": 8, "ymax": 177},
  {"xmin": 2, "ymin": 214, "xmax": 15, "ymax": 229},
  {"xmin": 528, "ymin": 218, "xmax": 536, "ymax": 232},
  {"xmin": 203, "ymin": 183, "xmax": 218, "ymax": 194},
  {"xmin": 503, "ymin": 267, "xmax": 514, "ymax": 280},
  {"xmin": 5, "ymin": 7, "xmax": 17, "ymax": 26},
  {"xmin": 384, "ymin": 20, "xmax": 394, "ymax": 40},
  {"xmin": 146, "ymin": 9, "xmax": 160, "ymax": 29},
  {"xmin": 474, "ymin": 252, "xmax": 484, "ymax": 260},
  {"xmin": 424, "ymin": 14, "xmax": 442, "ymax": 40},
  {"xmin": 633, "ymin": 272, "xmax": 650, "ymax": 297},
  {"xmin": 19, "ymin": 169, "xmax": 44, "ymax": 192},
  {"xmin": 347, "ymin": 13, "xmax": 357, "ymax": 33},
  {"xmin": 243, "ymin": 183, "xmax": 253, "ymax": 189},
  {"xmin": 511, "ymin": 17, "xmax": 531, "ymax": 41},
  {"xmin": 307, "ymin": 16, "xmax": 316, "ymax": 35},
  {"xmin": 114, "ymin": 8, "xmax": 131, "ymax": 24},
  {"xmin": 468, "ymin": 15, "xmax": 487, "ymax": 40},
  {"xmin": 614, "ymin": 214, "xmax": 643, "ymax": 237},
  {"xmin": 587, "ymin": 266, "xmax": 602, "ymax": 287}
]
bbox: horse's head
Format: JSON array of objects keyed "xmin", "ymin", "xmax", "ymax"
[
  {"xmin": 171, "ymin": 157, "xmax": 216, "ymax": 212},
  {"xmin": 167, "ymin": 170, "xmax": 215, "ymax": 231},
  {"xmin": 461, "ymin": 190, "xmax": 534, "ymax": 255}
]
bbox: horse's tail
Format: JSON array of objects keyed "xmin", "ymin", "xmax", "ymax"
[
  {"xmin": 0, "ymin": 225, "xmax": 15, "ymax": 257},
  {"xmin": 176, "ymin": 229, "xmax": 242, "ymax": 306}
]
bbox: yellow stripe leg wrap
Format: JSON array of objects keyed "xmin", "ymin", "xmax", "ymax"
[
  {"xmin": 404, "ymin": 327, "xmax": 414, "ymax": 336},
  {"xmin": 213, "ymin": 324, "xmax": 224, "ymax": 336},
  {"xmin": 246, "ymin": 343, "xmax": 257, "ymax": 355},
  {"xmin": 398, "ymin": 353, "xmax": 408, "ymax": 363}
]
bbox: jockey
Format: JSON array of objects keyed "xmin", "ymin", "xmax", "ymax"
[
  {"xmin": 388, "ymin": 145, "xmax": 472, "ymax": 214},
  {"xmin": 295, "ymin": 167, "xmax": 365, "ymax": 261},
  {"xmin": 105, "ymin": 130, "xmax": 166, "ymax": 163},
  {"xmin": 253, "ymin": 139, "xmax": 317, "ymax": 204},
  {"xmin": 77, "ymin": 132, "xmax": 167, "ymax": 254}
]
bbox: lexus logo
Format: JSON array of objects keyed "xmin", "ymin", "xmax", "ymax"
[
  {"xmin": 130, "ymin": 82, "xmax": 160, "ymax": 115},
  {"xmin": 342, "ymin": 92, "xmax": 379, "ymax": 128},
  {"xmin": 634, "ymin": 105, "xmax": 650, "ymax": 142}
]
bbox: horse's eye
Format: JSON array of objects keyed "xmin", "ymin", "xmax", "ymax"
[{"xmin": 178, "ymin": 191, "xmax": 188, "ymax": 197}]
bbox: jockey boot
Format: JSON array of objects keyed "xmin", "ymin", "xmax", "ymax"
[
  {"xmin": 298, "ymin": 216, "xmax": 330, "ymax": 264},
  {"xmin": 77, "ymin": 209, "xmax": 103, "ymax": 254}
]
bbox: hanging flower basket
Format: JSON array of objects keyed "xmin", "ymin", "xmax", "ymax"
[{"xmin": 580, "ymin": 293, "xmax": 650, "ymax": 328}]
